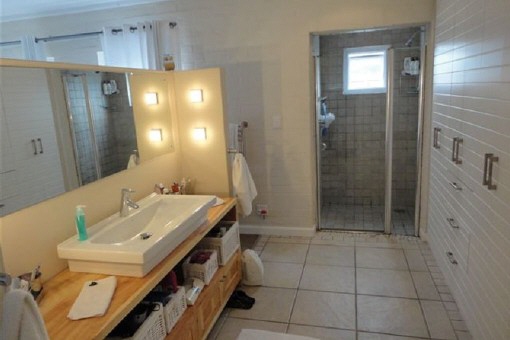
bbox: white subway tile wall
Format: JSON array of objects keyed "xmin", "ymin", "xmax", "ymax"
[{"xmin": 429, "ymin": 1, "xmax": 510, "ymax": 339}]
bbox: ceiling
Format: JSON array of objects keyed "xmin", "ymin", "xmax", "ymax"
[{"xmin": 0, "ymin": 0, "xmax": 166, "ymax": 22}]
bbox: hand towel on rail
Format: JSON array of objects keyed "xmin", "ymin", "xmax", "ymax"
[{"xmin": 232, "ymin": 153, "xmax": 257, "ymax": 216}]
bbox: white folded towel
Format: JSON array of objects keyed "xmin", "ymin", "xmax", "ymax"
[
  {"xmin": 67, "ymin": 276, "xmax": 117, "ymax": 320},
  {"xmin": 1, "ymin": 289, "xmax": 49, "ymax": 340},
  {"xmin": 232, "ymin": 153, "xmax": 257, "ymax": 216},
  {"xmin": 237, "ymin": 329, "xmax": 319, "ymax": 340}
]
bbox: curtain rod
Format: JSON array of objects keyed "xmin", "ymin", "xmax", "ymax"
[
  {"xmin": 35, "ymin": 31, "xmax": 103, "ymax": 43},
  {"xmin": 0, "ymin": 22, "xmax": 176, "ymax": 47}
]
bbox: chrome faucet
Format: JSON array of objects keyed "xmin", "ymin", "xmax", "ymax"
[{"xmin": 120, "ymin": 188, "xmax": 139, "ymax": 217}]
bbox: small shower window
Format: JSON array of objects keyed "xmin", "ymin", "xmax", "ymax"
[{"xmin": 343, "ymin": 45, "xmax": 389, "ymax": 95}]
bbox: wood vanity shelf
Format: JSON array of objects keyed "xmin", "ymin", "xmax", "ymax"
[{"xmin": 39, "ymin": 198, "xmax": 240, "ymax": 340}]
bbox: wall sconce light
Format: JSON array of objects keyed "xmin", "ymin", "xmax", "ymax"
[
  {"xmin": 189, "ymin": 89, "xmax": 203, "ymax": 103},
  {"xmin": 149, "ymin": 128, "xmax": 163, "ymax": 142},
  {"xmin": 193, "ymin": 127, "xmax": 207, "ymax": 140},
  {"xmin": 144, "ymin": 92, "xmax": 159, "ymax": 105}
]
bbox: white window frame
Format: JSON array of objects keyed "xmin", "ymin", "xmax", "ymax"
[{"xmin": 343, "ymin": 45, "xmax": 389, "ymax": 95}]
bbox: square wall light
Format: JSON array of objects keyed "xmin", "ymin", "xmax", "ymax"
[
  {"xmin": 189, "ymin": 89, "xmax": 203, "ymax": 103},
  {"xmin": 193, "ymin": 127, "xmax": 207, "ymax": 140},
  {"xmin": 149, "ymin": 128, "xmax": 163, "ymax": 142},
  {"xmin": 144, "ymin": 92, "xmax": 159, "ymax": 105}
]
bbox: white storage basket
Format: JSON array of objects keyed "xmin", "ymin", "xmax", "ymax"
[
  {"xmin": 163, "ymin": 286, "xmax": 187, "ymax": 333},
  {"xmin": 130, "ymin": 302, "xmax": 166, "ymax": 340},
  {"xmin": 183, "ymin": 250, "xmax": 218, "ymax": 285},
  {"xmin": 197, "ymin": 221, "xmax": 240, "ymax": 265}
]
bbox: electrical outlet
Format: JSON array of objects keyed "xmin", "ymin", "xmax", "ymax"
[{"xmin": 256, "ymin": 204, "xmax": 268, "ymax": 217}]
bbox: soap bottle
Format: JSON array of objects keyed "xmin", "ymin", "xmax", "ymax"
[{"xmin": 75, "ymin": 205, "xmax": 88, "ymax": 241}]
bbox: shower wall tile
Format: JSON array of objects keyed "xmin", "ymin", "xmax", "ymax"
[{"xmin": 320, "ymin": 27, "xmax": 420, "ymax": 207}]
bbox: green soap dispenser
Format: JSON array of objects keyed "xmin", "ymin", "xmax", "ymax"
[{"xmin": 75, "ymin": 205, "xmax": 88, "ymax": 241}]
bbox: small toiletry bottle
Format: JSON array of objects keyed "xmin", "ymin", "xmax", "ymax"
[{"xmin": 75, "ymin": 205, "xmax": 88, "ymax": 241}]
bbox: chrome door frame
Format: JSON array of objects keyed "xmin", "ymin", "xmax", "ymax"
[{"xmin": 384, "ymin": 48, "xmax": 395, "ymax": 234}]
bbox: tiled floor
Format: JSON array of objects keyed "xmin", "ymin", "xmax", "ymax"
[
  {"xmin": 320, "ymin": 204, "xmax": 416, "ymax": 236},
  {"xmin": 208, "ymin": 232, "xmax": 472, "ymax": 340}
]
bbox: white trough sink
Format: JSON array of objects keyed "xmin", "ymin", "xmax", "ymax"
[{"xmin": 58, "ymin": 194, "xmax": 216, "ymax": 277}]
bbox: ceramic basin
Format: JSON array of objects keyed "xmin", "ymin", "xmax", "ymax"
[{"xmin": 57, "ymin": 194, "xmax": 216, "ymax": 277}]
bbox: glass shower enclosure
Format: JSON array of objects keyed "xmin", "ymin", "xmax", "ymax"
[{"xmin": 314, "ymin": 26, "xmax": 425, "ymax": 236}]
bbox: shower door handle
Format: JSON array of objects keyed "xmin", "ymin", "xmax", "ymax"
[
  {"xmin": 452, "ymin": 137, "xmax": 463, "ymax": 164},
  {"xmin": 31, "ymin": 139, "xmax": 38, "ymax": 155},
  {"xmin": 483, "ymin": 153, "xmax": 498, "ymax": 190},
  {"xmin": 37, "ymin": 138, "xmax": 44, "ymax": 154},
  {"xmin": 433, "ymin": 127, "xmax": 441, "ymax": 149}
]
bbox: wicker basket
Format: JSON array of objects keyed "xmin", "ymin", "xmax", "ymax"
[
  {"xmin": 197, "ymin": 221, "xmax": 240, "ymax": 265},
  {"xmin": 130, "ymin": 302, "xmax": 166, "ymax": 340},
  {"xmin": 163, "ymin": 286, "xmax": 187, "ymax": 333},
  {"xmin": 183, "ymin": 250, "xmax": 218, "ymax": 285}
]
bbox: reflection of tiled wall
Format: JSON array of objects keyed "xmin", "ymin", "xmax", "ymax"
[
  {"xmin": 64, "ymin": 74, "xmax": 97, "ymax": 185},
  {"xmin": 320, "ymin": 27, "xmax": 420, "ymax": 207},
  {"xmin": 102, "ymin": 72, "xmax": 137, "ymax": 175},
  {"xmin": 64, "ymin": 72, "xmax": 136, "ymax": 185}
]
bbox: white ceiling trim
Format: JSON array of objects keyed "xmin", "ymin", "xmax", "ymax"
[{"xmin": 0, "ymin": 0, "xmax": 168, "ymax": 23}]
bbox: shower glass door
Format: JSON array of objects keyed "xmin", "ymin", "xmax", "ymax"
[{"xmin": 317, "ymin": 33, "xmax": 388, "ymax": 232}]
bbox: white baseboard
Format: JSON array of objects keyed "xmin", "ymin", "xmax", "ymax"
[{"xmin": 239, "ymin": 224, "xmax": 316, "ymax": 237}]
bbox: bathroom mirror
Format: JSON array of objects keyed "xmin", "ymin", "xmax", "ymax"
[{"xmin": 0, "ymin": 63, "xmax": 173, "ymax": 216}]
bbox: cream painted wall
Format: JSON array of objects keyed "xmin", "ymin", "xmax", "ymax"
[
  {"xmin": 174, "ymin": 68, "xmax": 230, "ymax": 197},
  {"xmin": 0, "ymin": 0, "xmax": 436, "ymax": 235},
  {"xmin": 130, "ymin": 72, "xmax": 176, "ymax": 162}
]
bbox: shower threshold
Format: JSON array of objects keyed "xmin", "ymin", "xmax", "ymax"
[{"xmin": 320, "ymin": 203, "xmax": 415, "ymax": 236}]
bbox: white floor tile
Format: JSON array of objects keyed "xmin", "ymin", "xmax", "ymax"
[
  {"xmin": 287, "ymin": 324, "xmax": 356, "ymax": 340},
  {"xmin": 260, "ymin": 243, "xmax": 308, "ymax": 263},
  {"xmin": 300, "ymin": 264, "xmax": 355, "ymax": 293},
  {"xmin": 268, "ymin": 236, "xmax": 311, "ymax": 244},
  {"xmin": 357, "ymin": 333, "xmax": 425, "ymax": 340},
  {"xmin": 357, "ymin": 295, "xmax": 429, "ymax": 338},
  {"xmin": 228, "ymin": 287, "xmax": 296, "ymax": 323},
  {"xmin": 411, "ymin": 271, "xmax": 440, "ymax": 301},
  {"xmin": 356, "ymin": 247, "xmax": 408, "ymax": 270},
  {"xmin": 290, "ymin": 290, "xmax": 355, "ymax": 329},
  {"xmin": 357, "ymin": 268, "xmax": 417, "ymax": 298},
  {"xmin": 306, "ymin": 244, "xmax": 355, "ymax": 267},
  {"xmin": 421, "ymin": 300, "xmax": 456, "ymax": 340},
  {"xmin": 214, "ymin": 317, "xmax": 287, "ymax": 340},
  {"xmin": 404, "ymin": 249, "xmax": 428, "ymax": 271},
  {"xmin": 262, "ymin": 262, "xmax": 303, "ymax": 289}
]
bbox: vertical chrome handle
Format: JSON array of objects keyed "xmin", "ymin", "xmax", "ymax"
[
  {"xmin": 451, "ymin": 138, "xmax": 457, "ymax": 162},
  {"xmin": 446, "ymin": 217, "xmax": 459, "ymax": 229},
  {"xmin": 452, "ymin": 137, "xmax": 462, "ymax": 164},
  {"xmin": 433, "ymin": 127, "xmax": 441, "ymax": 149},
  {"xmin": 446, "ymin": 252, "xmax": 458, "ymax": 265},
  {"xmin": 449, "ymin": 182, "xmax": 462, "ymax": 191},
  {"xmin": 483, "ymin": 153, "xmax": 498, "ymax": 190},
  {"xmin": 37, "ymin": 138, "xmax": 44, "ymax": 154},
  {"xmin": 31, "ymin": 139, "xmax": 37, "ymax": 155}
]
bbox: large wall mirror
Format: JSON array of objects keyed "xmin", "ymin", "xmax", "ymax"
[{"xmin": 0, "ymin": 62, "xmax": 174, "ymax": 216}]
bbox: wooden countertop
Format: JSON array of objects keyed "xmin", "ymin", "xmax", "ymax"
[{"xmin": 39, "ymin": 197, "xmax": 236, "ymax": 340}]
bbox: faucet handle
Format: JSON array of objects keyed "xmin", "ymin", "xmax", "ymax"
[{"xmin": 121, "ymin": 188, "xmax": 135, "ymax": 194}]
